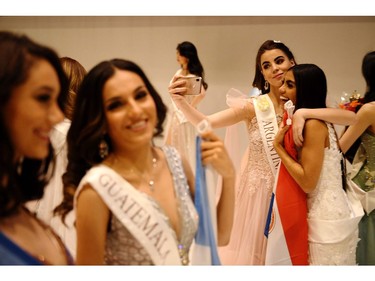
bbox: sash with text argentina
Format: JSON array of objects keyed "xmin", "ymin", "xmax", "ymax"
[
  {"xmin": 190, "ymin": 136, "xmax": 221, "ymax": 265},
  {"xmin": 264, "ymin": 112, "xmax": 308, "ymax": 265}
]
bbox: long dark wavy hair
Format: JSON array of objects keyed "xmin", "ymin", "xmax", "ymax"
[
  {"xmin": 345, "ymin": 50, "xmax": 375, "ymax": 163},
  {"xmin": 252, "ymin": 40, "xmax": 296, "ymax": 94},
  {"xmin": 177, "ymin": 41, "xmax": 208, "ymax": 90},
  {"xmin": 55, "ymin": 59, "xmax": 168, "ymax": 221},
  {"xmin": 0, "ymin": 31, "xmax": 68, "ymax": 217},
  {"xmin": 289, "ymin": 63, "xmax": 349, "ymax": 190}
]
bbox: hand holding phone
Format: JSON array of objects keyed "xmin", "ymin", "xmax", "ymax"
[{"xmin": 179, "ymin": 76, "xmax": 202, "ymax": 95}]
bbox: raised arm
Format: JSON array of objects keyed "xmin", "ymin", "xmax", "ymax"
[
  {"xmin": 190, "ymin": 86, "xmax": 207, "ymax": 108},
  {"xmin": 168, "ymin": 74, "xmax": 253, "ymax": 128},
  {"xmin": 199, "ymin": 130, "xmax": 235, "ymax": 246},
  {"xmin": 274, "ymin": 120, "xmax": 327, "ymax": 193},
  {"xmin": 292, "ymin": 108, "xmax": 357, "ymax": 147},
  {"xmin": 339, "ymin": 103, "xmax": 375, "ymax": 153}
]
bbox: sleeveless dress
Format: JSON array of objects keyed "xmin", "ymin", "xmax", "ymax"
[
  {"xmin": 307, "ymin": 123, "xmax": 359, "ymax": 265},
  {"xmin": 219, "ymin": 115, "xmax": 278, "ymax": 265},
  {"xmin": 352, "ymin": 130, "xmax": 375, "ymax": 264},
  {"xmin": 81, "ymin": 146, "xmax": 198, "ymax": 265}
]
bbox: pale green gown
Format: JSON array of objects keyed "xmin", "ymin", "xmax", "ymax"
[{"xmin": 352, "ymin": 130, "xmax": 375, "ymax": 265}]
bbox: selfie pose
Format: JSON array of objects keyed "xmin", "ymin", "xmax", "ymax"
[
  {"xmin": 169, "ymin": 40, "xmax": 356, "ymax": 265},
  {"xmin": 165, "ymin": 41, "xmax": 208, "ymax": 173}
]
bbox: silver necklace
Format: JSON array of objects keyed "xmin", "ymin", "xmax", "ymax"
[
  {"xmin": 148, "ymin": 156, "xmax": 157, "ymax": 191},
  {"xmin": 122, "ymin": 149, "xmax": 157, "ymax": 192},
  {"xmin": 112, "ymin": 148, "xmax": 158, "ymax": 192}
]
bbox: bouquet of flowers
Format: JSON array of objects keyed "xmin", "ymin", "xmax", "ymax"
[{"xmin": 339, "ymin": 90, "xmax": 364, "ymax": 112}]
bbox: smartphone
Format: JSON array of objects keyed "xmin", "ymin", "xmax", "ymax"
[{"xmin": 180, "ymin": 76, "xmax": 202, "ymax": 95}]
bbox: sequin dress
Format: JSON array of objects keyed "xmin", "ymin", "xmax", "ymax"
[
  {"xmin": 219, "ymin": 115, "xmax": 277, "ymax": 265},
  {"xmin": 103, "ymin": 146, "xmax": 198, "ymax": 265},
  {"xmin": 307, "ymin": 123, "xmax": 359, "ymax": 265},
  {"xmin": 352, "ymin": 130, "xmax": 375, "ymax": 264}
]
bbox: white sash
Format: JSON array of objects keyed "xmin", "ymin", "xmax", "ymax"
[
  {"xmin": 75, "ymin": 165, "xmax": 182, "ymax": 265},
  {"xmin": 253, "ymin": 94, "xmax": 280, "ymax": 176}
]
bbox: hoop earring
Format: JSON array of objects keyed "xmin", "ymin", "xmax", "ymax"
[
  {"xmin": 264, "ymin": 80, "xmax": 269, "ymax": 91},
  {"xmin": 99, "ymin": 139, "xmax": 109, "ymax": 159}
]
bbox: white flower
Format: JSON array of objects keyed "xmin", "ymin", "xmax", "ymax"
[{"xmin": 256, "ymin": 95, "xmax": 270, "ymax": 112}]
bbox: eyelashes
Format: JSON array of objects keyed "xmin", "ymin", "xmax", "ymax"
[{"xmin": 105, "ymin": 90, "xmax": 149, "ymax": 111}]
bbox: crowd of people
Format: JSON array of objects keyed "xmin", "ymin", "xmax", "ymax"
[{"xmin": 0, "ymin": 30, "xmax": 374, "ymax": 266}]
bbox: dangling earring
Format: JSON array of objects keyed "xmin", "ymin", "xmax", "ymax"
[
  {"xmin": 99, "ymin": 139, "xmax": 109, "ymax": 159},
  {"xmin": 264, "ymin": 80, "xmax": 269, "ymax": 91},
  {"xmin": 16, "ymin": 156, "xmax": 24, "ymax": 175},
  {"xmin": 37, "ymin": 159, "xmax": 49, "ymax": 181}
]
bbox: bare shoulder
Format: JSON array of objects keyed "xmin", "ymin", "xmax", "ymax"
[
  {"xmin": 77, "ymin": 183, "xmax": 102, "ymax": 202},
  {"xmin": 305, "ymin": 118, "xmax": 327, "ymax": 128},
  {"xmin": 174, "ymin": 69, "xmax": 183, "ymax": 76},
  {"xmin": 356, "ymin": 103, "xmax": 375, "ymax": 127},
  {"xmin": 360, "ymin": 102, "xmax": 375, "ymax": 116},
  {"xmin": 304, "ymin": 119, "xmax": 328, "ymax": 137}
]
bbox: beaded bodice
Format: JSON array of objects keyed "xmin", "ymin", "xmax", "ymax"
[
  {"xmin": 353, "ymin": 130, "xmax": 375, "ymax": 191},
  {"xmin": 307, "ymin": 123, "xmax": 358, "ymax": 265},
  {"xmin": 104, "ymin": 146, "xmax": 198, "ymax": 265},
  {"xmin": 307, "ymin": 123, "xmax": 352, "ymax": 220}
]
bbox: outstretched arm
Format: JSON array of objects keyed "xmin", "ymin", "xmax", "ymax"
[
  {"xmin": 168, "ymin": 74, "xmax": 252, "ymax": 128},
  {"xmin": 339, "ymin": 103, "xmax": 375, "ymax": 153},
  {"xmin": 292, "ymin": 108, "xmax": 357, "ymax": 147}
]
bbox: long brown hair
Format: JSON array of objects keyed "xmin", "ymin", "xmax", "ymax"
[
  {"xmin": 55, "ymin": 59, "xmax": 168, "ymax": 221},
  {"xmin": 60, "ymin": 57, "xmax": 87, "ymax": 120},
  {"xmin": 0, "ymin": 31, "xmax": 68, "ymax": 217}
]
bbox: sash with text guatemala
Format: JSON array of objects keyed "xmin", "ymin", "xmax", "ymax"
[
  {"xmin": 264, "ymin": 112, "xmax": 308, "ymax": 265},
  {"xmin": 75, "ymin": 165, "xmax": 182, "ymax": 265}
]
